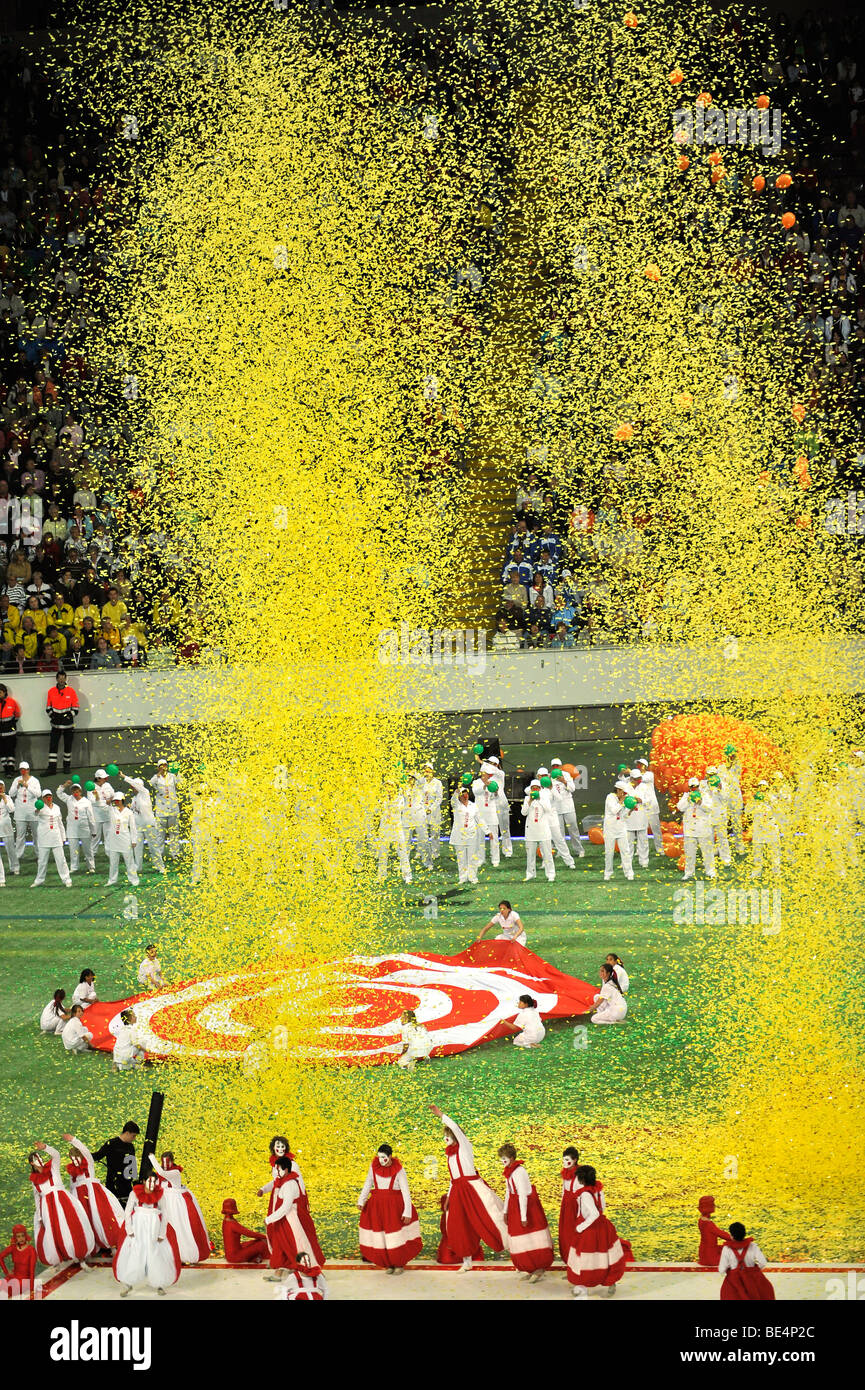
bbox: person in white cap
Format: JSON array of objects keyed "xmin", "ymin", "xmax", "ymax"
[
  {"xmin": 0, "ymin": 778, "xmax": 19, "ymax": 879},
  {"xmin": 676, "ymin": 783, "xmax": 715, "ymax": 880},
  {"xmin": 449, "ymin": 786, "xmax": 480, "ymax": 885},
  {"xmin": 521, "ymin": 780, "xmax": 555, "ymax": 882},
  {"xmin": 626, "ymin": 769, "xmax": 650, "ymax": 870},
  {"xmin": 721, "ymin": 746, "xmax": 746, "ymax": 856},
  {"xmin": 31, "ymin": 789, "xmax": 72, "ymax": 887},
  {"xmin": 118, "ymin": 768, "xmax": 166, "ymax": 874},
  {"xmin": 550, "ymin": 760, "xmax": 585, "ymax": 858},
  {"xmin": 106, "ymin": 791, "xmax": 140, "ymax": 886},
  {"xmin": 9, "ymin": 762, "xmax": 41, "ymax": 864},
  {"xmin": 421, "ymin": 762, "xmax": 444, "ymax": 861},
  {"xmin": 485, "ymin": 756, "xmax": 513, "ymax": 858},
  {"xmin": 473, "ymin": 773, "xmax": 503, "ymax": 870},
  {"xmin": 470, "ymin": 763, "xmax": 495, "ymax": 866},
  {"xmin": 150, "ymin": 759, "xmax": 182, "ymax": 859},
  {"xmin": 57, "ymin": 780, "xmax": 96, "ymax": 872},
  {"xmin": 746, "ymin": 781, "xmax": 781, "ymax": 877},
  {"xmin": 90, "ymin": 768, "xmax": 115, "ymax": 859},
  {"xmin": 602, "ymin": 782, "xmax": 635, "ymax": 881},
  {"xmin": 636, "ymin": 758, "xmax": 664, "ymax": 854},
  {"xmin": 402, "ymin": 772, "xmax": 433, "ymax": 870},
  {"xmin": 703, "ymin": 770, "xmax": 731, "ymax": 866},
  {"xmin": 536, "ymin": 768, "xmax": 576, "ymax": 869},
  {"xmin": 376, "ymin": 779, "xmax": 412, "ymax": 885}
]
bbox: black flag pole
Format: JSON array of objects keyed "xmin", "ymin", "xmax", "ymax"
[{"xmin": 139, "ymin": 1090, "xmax": 165, "ymax": 1182}]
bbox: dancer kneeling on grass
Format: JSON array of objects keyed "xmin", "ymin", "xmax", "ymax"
[
  {"xmin": 498, "ymin": 1144, "xmax": 554, "ymax": 1283},
  {"xmin": 358, "ymin": 1143, "xmax": 423, "ymax": 1274},
  {"xmin": 566, "ymin": 1164, "xmax": 627, "ymax": 1298},
  {"xmin": 397, "ymin": 1009, "xmax": 432, "ymax": 1070},
  {"xmin": 40, "ymin": 989, "xmax": 69, "ymax": 1035},
  {"xmin": 429, "ymin": 1104, "xmax": 507, "ymax": 1271},
  {"xmin": 113, "ymin": 1174, "xmax": 181, "ymax": 1298},
  {"xmin": 590, "ymin": 963, "xmax": 628, "ymax": 1025},
  {"xmin": 511, "ymin": 994, "xmax": 545, "ymax": 1049},
  {"xmin": 149, "ymin": 1152, "xmax": 211, "ymax": 1264},
  {"xmin": 476, "ymin": 899, "xmax": 527, "ymax": 947},
  {"xmin": 62, "ymin": 1133, "xmax": 123, "ymax": 1253},
  {"xmin": 112, "ymin": 1009, "xmax": 147, "ymax": 1072}
]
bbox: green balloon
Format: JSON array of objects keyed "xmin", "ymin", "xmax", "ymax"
[
  {"xmin": 724, "ymin": 744, "xmax": 736, "ymax": 756},
  {"xmin": 169, "ymin": 764, "xmax": 179, "ymax": 775},
  {"xmin": 530, "ymin": 790, "xmax": 540, "ymax": 800},
  {"xmin": 487, "ymin": 780, "xmax": 499, "ymax": 793},
  {"xmin": 461, "ymin": 772, "xmax": 473, "ymax": 786},
  {"xmin": 624, "ymin": 794, "xmax": 637, "ymax": 809},
  {"xmin": 85, "ymin": 780, "xmax": 96, "ymax": 791},
  {"xmin": 689, "ymin": 790, "xmax": 701, "ymax": 803},
  {"xmin": 618, "ymin": 763, "xmax": 629, "ymax": 772},
  {"xmin": 106, "ymin": 762, "xmax": 119, "ymax": 776},
  {"xmin": 540, "ymin": 775, "xmax": 552, "ymax": 788},
  {"xmin": 708, "ymin": 775, "xmax": 721, "ymax": 787},
  {"xmin": 551, "ymin": 767, "xmax": 562, "ymax": 779},
  {"xmin": 754, "ymin": 792, "xmax": 765, "ymax": 801},
  {"xmin": 34, "ymin": 798, "xmax": 45, "ymax": 810},
  {"xmin": 71, "ymin": 774, "xmax": 81, "ymax": 785},
  {"xmin": 473, "ymin": 743, "xmax": 484, "ymax": 756}
]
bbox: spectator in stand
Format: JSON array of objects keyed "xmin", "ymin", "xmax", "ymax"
[
  {"xmin": 73, "ymin": 591, "xmax": 100, "ymax": 630},
  {"xmin": 119, "ymin": 616, "xmax": 147, "ymax": 667},
  {"xmin": 19, "ymin": 613, "xmax": 39, "ymax": 659},
  {"xmin": 529, "ymin": 591, "xmax": 553, "ymax": 633},
  {"xmin": 91, "ymin": 636, "xmax": 120, "ymax": 670},
  {"xmin": 45, "ymin": 669, "xmax": 78, "ymax": 774},
  {"xmin": 523, "ymin": 621, "xmax": 545, "ymax": 649},
  {"xmin": 516, "ymin": 473, "xmax": 544, "ymax": 518},
  {"xmin": 26, "ymin": 571, "xmax": 53, "ymax": 608},
  {"xmin": 72, "ymin": 475, "xmax": 97, "ymax": 512},
  {"xmin": 47, "ymin": 591, "xmax": 74, "ymax": 635},
  {"xmin": 37, "ymin": 641, "xmax": 60, "ymax": 673},
  {"xmin": 78, "ymin": 616, "xmax": 97, "ymax": 658},
  {"xmin": 492, "ymin": 618, "xmax": 520, "ymax": 654},
  {"xmin": 6, "ymin": 546, "xmax": 30, "ymax": 587},
  {"xmin": 65, "ymin": 637, "xmax": 89, "ymax": 672},
  {"xmin": 0, "ymin": 682, "xmax": 21, "ymax": 776},
  {"xmin": 23, "ymin": 594, "xmax": 47, "ymax": 635},
  {"xmin": 42, "ymin": 503, "xmax": 67, "ymax": 543},
  {"xmin": 45, "ymin": 624, "xmax": 67, "ymax": 659},
  {"xmin": 501, "ymin": 566, "xmax": 529, "ymax": 611},
  {"xmin": 548, "ymin": 623, "xmax": 575, "ymax": 650},
  {"xmin": 100, "ymin": 616, "xmax": 120, "ymax": 650},
  {"xmin": 102, "ymin": 586, "xmax": 127, "ymax": 628}
]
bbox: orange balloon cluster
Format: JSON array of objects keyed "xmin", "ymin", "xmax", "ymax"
[
  {"xmin": 793, "ymin": 455, "xmax": 812, "ymax": 488},
  {"xmin": 650, "ymin": 713, "xmax": 787, "ymax": 804}
]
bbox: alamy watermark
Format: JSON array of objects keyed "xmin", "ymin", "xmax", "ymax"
[
  {"xmin": 378, "ymin": 622, "xmax": 487, "ymax": 674},
  {"xmin": 673, "ymin": 883, "xmax": 781, "ymax": 935},
  {"xmin": 673, "ymin": 105, "xmax": 782, "ymax": 158},
  {"xmin": 825, "ymin": 492, "xmax": 865, "ymax": 535}
]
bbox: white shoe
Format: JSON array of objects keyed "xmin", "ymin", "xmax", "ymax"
[
  {"xmin": 63, "ymin": 880, "xmax": 72, "ymax": 888},
  {"xmin": 572, "ymin": 1286, "xmax": 587, "ymax": 1298}
]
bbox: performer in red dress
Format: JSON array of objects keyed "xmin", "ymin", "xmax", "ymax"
[
  {"xmin": 149, "ymin": 1152, "xmax": 211, "ymax": 1263},
  {"xmin": 719, "ymin": 1223, "xmax": 776, "ymax": 1300},
  {"xmin": 113, "ymin": 1175, "xmax": 181, "ymax": 1296},
  {"xmin": 28, "ymin": 1141, "xmax": 94, "ymax": 1266},
  {"xmin": 558, "ymin": 1146, "xmax": 580, "ymax": 1263},
  {"xmin": 430, "ymin": 1104, "xmax": 507, "ymax": 1271},
  {"xmin": 275, "ymin": 1252, "xmax": 329, "ymax": 1300},
  {"xmin": 258, "ymin": 1135, "xmax": 324, "ymax": 1267},
  {"xmin": 436, "ymin": 1195, "xmax": 484, "ymax": 1265},
  {"xmin": 221, "ymin": 1199, "xmax": 268, "ymax": 1263},
  {"xmin": 697, "ymin": 1195, "xmax": 730, "ymax": 1269},
  {"xmin": 1, "ymin": 1225, "xmax": 37, "ymax": 1297},
  {"xmin": 357, "ymin": 1143, "xmax": 423, "ymax": 1273},
  {"xmin": 62, "ymin": 1133, "xmax": 123, "ymax": 1251},
  {"xmin": 499, "ymin": 1143, "xmax": 554, "ymax": 1282},
  {"xmin": 566, "ymin": 1164, "xmax": 627, "ymax": 1297},
  {"xmin": 264, "ymin": 1155, "xmax": 325, "ymax": 1278}
]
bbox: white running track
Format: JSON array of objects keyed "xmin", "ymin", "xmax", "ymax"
[{"xmin": 33, "ymin": 1260, "xmax": 862, "ymax": 1301}]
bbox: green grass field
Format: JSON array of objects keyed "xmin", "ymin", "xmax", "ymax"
[{"xmin": 1, "ymin": 832, "xmax": 768, "ymax": 1264}]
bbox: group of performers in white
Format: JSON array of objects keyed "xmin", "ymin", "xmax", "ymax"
[
  {"xmin": 0, "ymin": 757, "xmax": 184, "ymax": 887},
  {"xmin": 20, "ymin": 1121, "xmax": 638, "ymax": 1298},
  {"xmin": 39, "ymin": 949, "xmax": 163, "ymax": 1067},
  {"xmin": 377, "ymin": 741, "xmax": 861, "ymax": 885}
]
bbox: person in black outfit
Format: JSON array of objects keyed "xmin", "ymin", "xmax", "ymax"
[{"xmin": 92, "ymin": 1121, "xmax": 140, "ymax": 1205}]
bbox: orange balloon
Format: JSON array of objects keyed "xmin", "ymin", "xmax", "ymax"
[
  {"xmin": 674, "ymin": 390, "xmax": 694, "ymax": 409},
  {"xmin": 644, "ymin": 263, "xmax": 661, "ymax": 282},
  {"xmin": 676, "ymin": 855, "xmax": 686, "ymax": 871},
  {"xmin": 561, "ymin": 763, "xmax": 576, "ymax": 776},
  {"xmin": 711, "ymin": 168, "xmax": 726, "ymax": 184},
  {"xmin": 793, "ymin": 454, "xmax": 809, "ymax": 475},
  {"xmin": 623, "ymin": 11, "xmax": 639, "ymax": 27},
  {"xmin": 752, "ymin": 175, "xmax": 765, "ymax": 192},
  {"xmin": 614, "ymin": 423, "xmax": 634, "ymax": 442},
  {"xmin": 781, "ymin": 212, "xmax": 796, "ymax": 229},
  {"xmin": 669, "ymin": 68, "xmax": 684, "ymax": 85},
  {"xmin": 756, "ymin": 94, "xmax": 770, "ymax": 109},
  {"xmin": 588, "ymin": 826, "xmax": 605, "ymax": 846},
  {"xmin": 707, "ymin": 151, "xmax": 723, "ymax": 166},
  {"xmin": 677, "ymin": 155, "xmax": 690, "ymax": 171},
  {"xmin": 776, "ymin": 173, "xmax": 793, "ymax": 189},
  {"xmin": 792, "ymin": 403, "xmax": 806, "ymax": 423},
  {"xmin": 696, "ymin": 91, "xmax": 712, "ymax": 107}
]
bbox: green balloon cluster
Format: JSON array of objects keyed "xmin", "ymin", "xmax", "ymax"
[{"xmin": 540, "ymin": 775, "xmax": 552, "ymax": 788}]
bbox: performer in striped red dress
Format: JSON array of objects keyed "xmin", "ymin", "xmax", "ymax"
[
  {"xmin": 558, "ymin": 1146, "xmax": 581, "ymax": 1264},
  {"xmin": 62, "ymin": 1133, "xmax": 123, "ymax": 1251},
  {"xmin": 258, "ymin": 1136, "xmax": 325, "ymax": 1267},
  {"xmin": 358, "ymin": 1144, "xmax": 423, "ymax": 1273},
  {"xmin": 499, "ymin": 1144, "xmax": 554, "ymax": 1282},
  {"xmin": 28, "ymin": 1142, "xmax": 94, "ymax": 1266},
  {"xmin": 149, "ymin": 1153, "xmax": 212, "ymax": 1264},
  {"xmin": 430, "ymin": 1104, "xmax": 507, "ymax": 1271},
  {"xmin": 719, "ymin": 1224, "xmax": 775, "ymax": 1301},
  {"xmin": 566, "ymin": 1165, "xmax": 627, "ymax": 1298}
]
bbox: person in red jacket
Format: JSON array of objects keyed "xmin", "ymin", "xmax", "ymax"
[
  {"xmin": 719, "ymin": 1222, "xmax": 776, "ymax": 1300},
  {"xmin": 221, "ymin": 1199, "xmax": 268, "ymax": 1263},
  {"xmin": 0, "ymin": 1224, "xmax": 37, "ymax": 1297},
  {"xmin": 45, "ymin": 671, "xmax": 79, "ymax": 775},
  {"xmin": 697, "ymin": 1195, "xmax": 730, "ymax": 1268},
  {"xmin": 0, "ymin": 684, "xmax": 21, "ymax": 778}
]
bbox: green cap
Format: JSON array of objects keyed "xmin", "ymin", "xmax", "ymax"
[
  {"xmin": 473, "ymin": 743, "xmax": 484, "ymax": 756},
  {"xmin": 71, "ymin": 774, "xmax": 81, "ymax": 785},
  {"xmin": 540, "ymin": 775, "xmax": 552, "ymax": 788},
  {"xmin": 689, "ymin": 790, "xmax": 701, "ymax": 803},
  {"xmin": 85, "ymin": 780, "xmax": 96, "ymax": 791},
  {"xmin": 106, "ymin": 762, "xmax": 119, "ymax": 776},
  {"xmin": 34, "ymin": 798, "xmax": 45, "ymax": 810},
  {"xmin": 461, "ymin": 772, "xmax": 473, "ymax": 786},
  {"xmin": 551, "ymin": 767, "xmax": 562, "ymax": 778},
  {"xmin": 624, "ymin": 794, "xmax": 637, "ymax": 809},
  {"xmin": 487, "ymin": 780, "xmax": 498, "ymax": 793}
]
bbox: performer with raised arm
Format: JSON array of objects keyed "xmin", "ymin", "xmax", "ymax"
[
  {"xmin": 429, "ymin": 1103, "xmax": 507, "ymax": 1271},
  {"xmin": 62, "ymin": 1132, "xmax": 124, "ymax": 1252},
  {"xmin": 148, "ymin": 1151, "xmax": 211, "ymax": 1264},
  {"xmin": 27, "ymin": 1141, "xmax": 94, "ymax": 1267}
]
